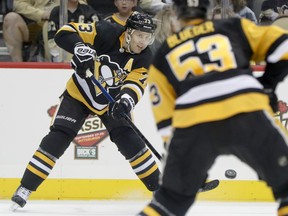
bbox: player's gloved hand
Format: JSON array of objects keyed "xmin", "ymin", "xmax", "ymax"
[
  {"xmin": 108, "ymin": 96, "xmax": 135, "ymax": 119},
  {"xmin": 257, "ymin": 76, "xmax": 279, "ymax": 113},
  {"xmin": 71, "ymin": 42, "xmax": 96, "ymax": 79},
  {"xmin": 263, "ymin": 88, "xmax": 278, "ymax": 112}
]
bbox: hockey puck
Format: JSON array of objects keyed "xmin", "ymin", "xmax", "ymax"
[{"xmin": 225, "ymin": 169, "xmax": 237, "ymax": 179}]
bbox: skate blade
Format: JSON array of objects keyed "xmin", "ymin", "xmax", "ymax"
[{"xmin": 9, "ymin": 202, "xmax": 21, "ymax": 212}]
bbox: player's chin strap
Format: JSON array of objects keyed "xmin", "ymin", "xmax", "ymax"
[
  {"xmin": 85, "ymin": 69, "xmax": 220, "ymax": 193},
  {"xmin": 124, "ymin": 29, "xmax": 134, "ymax": 54}
]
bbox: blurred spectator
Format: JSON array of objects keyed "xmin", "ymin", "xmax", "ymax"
[
  {"xmin": 87, "ymin": 0, "xmax": 169, "ymax": 17},
  {"xmin": 139, "ymin": 0, "xmax": 168, "ymax": 15},
  {"xmin": 232, "ymin": 0, "xmax": 257, "ymax": 23},
  {"xmin": 272, "ymin": 15, "xmax": 288, "ymax": 30},
  {"xmin": 104, "ymin": 0, "xmax": 137, "ymax": 27},
  {"xmin": 259, "ymin": 0, "xmax": 280, "ymax": 24},
  {"xmin": 246, "ymin": 0, "xmax": 253, "ymax": 9},
  {"xmin": 210, "ymin": 0, "xmax": 240, "ymax": 19},
  {"xmin": 210, "ymin": 5, "xmax": 239, "ymax": 19},
  {"xmin": 211, "ymin": 0, "xmax": 256, "ymax": 22},
  {"xmin": 278, "ymin": 0, "xmax": 288, "ymax": 15},
  {"xmin": 281, "ymin": 4, "xmax": 288, "ymax": 15},
  {"xmin": 150, "ymin": 5, "xmax": 180, "ymax": 55},
  {"xmin": 46, "ymin": 0, "xmax": 99, "ymax": 62},
  {"xmin": 86, "ymin": 0, "xmax": 117, "ymax": 19},
  {"xmin": 0, "ymin": 0, "xmax": 13, "ymax": 15},
  {"xmin": 3, "ymin": 0, "xmax": 59, "ymax": 62}
]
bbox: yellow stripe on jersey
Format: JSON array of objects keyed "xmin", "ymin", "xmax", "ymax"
[
  {"xmin": 111, "ymin": 14, "xmax": 127, "ymax": 27},
  {"xmin": 122, "ymin": 67, "xmax": 148, "ymax": 102},
  {"xmin": 57, "ymin": 24, "xmax": 77, "ymax": 34},
  {"xmin": 143, "ymin": 206, "xmax": 161, "ymax": 216},
  {"xmin": 137, "ymin": 164, "xmax": 158, "ymax": 179},
  {"xmin": 69, "ymin": 22, "xmax": 97, "ymax": 45},
  {"xmin": 130, "ymin": 150, "xmax": 151, "ymax": 167},
  {"xmin": 66, "ymin": 77, "xmax": 107, "ymax": 115},
  {"xmin": 241, "ymin": 19, "xmax": 288, "ymax": 63},
  {"xmin": 173, "ymin": 92, "xmax": 272, "ymax": 128},
  {"xmin": 34, "ymin": 151, "xmax": 55, "ymax": 167},
  {"xmin": 148, "ymin": 65, "xmax": 176, "ymax": 125},
  {"xmin": 278, "ymin": 206, "xmax": 288, "ymax": 216},
  {"xmin": 27, "ymin": 164, "xmax": 48, "ymax": 180}
]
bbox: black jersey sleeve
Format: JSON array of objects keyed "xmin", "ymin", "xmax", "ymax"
[
  {"xmin": 47, "ymin": 6, "xmax": 60, "ymax": 40},
  {"xmin": 54, "ymin": 23, "xmax": 85, "ymax": 53}
]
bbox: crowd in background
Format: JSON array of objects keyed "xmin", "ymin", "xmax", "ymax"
[{"xmin": 1, "ymin": 0, "xmax": 288, "ymax": 63}]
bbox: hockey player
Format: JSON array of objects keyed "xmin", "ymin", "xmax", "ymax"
[
  {"xmin": 10, "ymin": 12, "xmax": 160, "ymax": 210},
  {"xmin": 138, "ymin": 0, "xmax": 288, "ymax": 215}
]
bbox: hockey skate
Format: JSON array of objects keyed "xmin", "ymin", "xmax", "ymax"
[{"xmin": 10, "ymin": 185, "xmax": 31, "ymax": 211}]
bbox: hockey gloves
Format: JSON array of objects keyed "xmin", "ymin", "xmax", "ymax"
[
  {"xmin": 257, "ymin": 76, "xmax": 279, "ymax": 113},
  {"xmin": 108, "ymin": 95, "xmax": 135, "ymax": 119},
  {"xmin": 71, "ymin": 42, "xmax": 96, "ymax": 79}
]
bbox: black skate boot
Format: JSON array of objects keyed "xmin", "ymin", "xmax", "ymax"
[{"xmin": 10, "ymin": 185, "xmax": 31, "ymax": 211}]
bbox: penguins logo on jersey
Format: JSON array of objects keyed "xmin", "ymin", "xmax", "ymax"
[{"xmin": 96, "ymin": 55, "xmax": 128, "ymax": 91}]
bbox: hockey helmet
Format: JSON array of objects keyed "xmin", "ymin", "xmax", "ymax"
[
  {"xmin": 173, "ymin": 0, "xmax": 210, "ymax": 19},
  {"xmin": 125, "ymin": 12, "xmax": 156, "ymax": 33}
]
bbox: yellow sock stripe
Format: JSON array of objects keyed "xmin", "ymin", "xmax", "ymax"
[
  {"xmin": 143, "ymin": 206, "xmax": 161, "ymax": 216},
  {"xmin": 130, "ymin": 150, "xmax": 151, "ymax": 167},
  {"xmin": 278, "ymin": 206, "xmax": 288, "ymax": 216},
  {"xmin": 138, "ymin": 164, "xmax": 158, "ymax": 179},
  {"xmin": 35, "ymin": 151, "xmax": 55, "ymax": 167},
  {"xmin": 27, "ymin": 164, "xmax": 48, "ymax": 180}
]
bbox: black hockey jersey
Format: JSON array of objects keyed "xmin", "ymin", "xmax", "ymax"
[
  {"xmin": 149, "ymin": 18, "xmax": 288, "ymax": 141},
  {"xmin": 55, "ymin": 20, "xmax": 152, "ymax": 115},
  {"xmin": 48, "ymin": 3, "xmax": 99, "ymax": 40}
]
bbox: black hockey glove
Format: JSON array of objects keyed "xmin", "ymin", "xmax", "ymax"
[
  {"xmin": 71, "ymin": 42, "xmax": 96, "ymax": 79},
  {"xmin": 257, "ymin": 76, "xmax": 279, "ymax": 113},
  {"xmin": 263, "ymin": 88, "xmax": 279, "ymax": 113},
  {"xmin": 108, "ymin": 97, "xmax": 134, "ymax": 119}
]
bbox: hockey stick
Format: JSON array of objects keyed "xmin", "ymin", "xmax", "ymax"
[
  {"xmin": 86, "ymin": 70, "xmax": 220, "ymax": 192},
  {"xmin": 86, "ymin": 70, "xmax": 162, "ymax": 160}
]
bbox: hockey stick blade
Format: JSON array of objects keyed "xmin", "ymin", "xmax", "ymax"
[{"xmin": 198, "ymin": 179, "xmax": 220, "ymax": 192}]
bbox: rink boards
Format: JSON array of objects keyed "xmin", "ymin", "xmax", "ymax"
[{"xmin": 0, "ymin": 63, "xmax": 287, "ymax": 202}]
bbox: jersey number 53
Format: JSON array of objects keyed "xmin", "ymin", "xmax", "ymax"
[{"xmin": 166, "ymin": 34, "xmax": 237, "ymax": 81}]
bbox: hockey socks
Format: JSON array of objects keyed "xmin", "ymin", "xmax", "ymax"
[
  {"xmin": 129, "ymin": 148, "xmax": 160, "ymax": 191},
  {"xmin": 21, "ymin": 148, "xmax": 57, "ymax": 191},
  {"xmin": 279, "ymin": 197, "xmax": 288, "ymax": 216}
]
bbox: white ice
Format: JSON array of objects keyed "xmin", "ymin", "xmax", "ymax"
[{"xmin": 0, "ymin": 200, "xmax": 278, "ymax": 216}]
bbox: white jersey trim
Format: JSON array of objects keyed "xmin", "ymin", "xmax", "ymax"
[
  {"xmin": 76, "ymin": 74, "xmax": 107, "ymax": 110},
  {"xmin": 176, "ymin": 75, "xmax": 262, "ymax": 105},
  {"xmin": 267, "ymin": 39, "xmax": 288, "ymax": 63}
]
